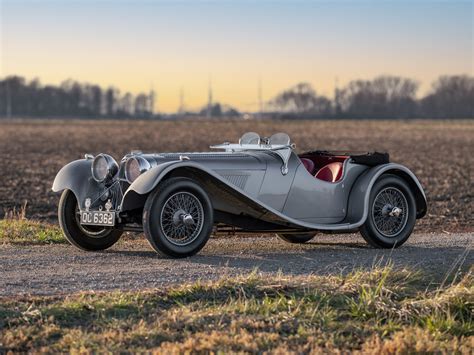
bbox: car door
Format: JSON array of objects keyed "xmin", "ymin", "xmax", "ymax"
[{"xmin": 282, "ymin": 161, "xmax": 367, "ymax": 224}]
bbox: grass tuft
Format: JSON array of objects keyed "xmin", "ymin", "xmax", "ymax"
[{"xmin": 0, "ymin": 219, "xmax": 65, "ymax": 245}]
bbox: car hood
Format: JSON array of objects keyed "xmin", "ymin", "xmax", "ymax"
[{"xmin": 129, "ymin": 152, "xmax": 266, "ymax": 171}]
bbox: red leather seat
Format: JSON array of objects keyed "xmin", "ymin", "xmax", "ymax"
[
  {"xmin": 315, "ymin": 162, "xmax": 343, "ymax": 182},
  {"xmin": 300, "ymin": 158, "xmax": 315, "ymax": 174}
]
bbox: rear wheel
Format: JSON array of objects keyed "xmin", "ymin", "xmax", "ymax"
[
  {"xmin": 359, "ymin": 174, "xmax": 416, "ymax": 248},
  {"xmin": 143, "ymin": 177, "xmax": 213, "ymax": 258},
  {"xmin": 277, "ymin": 232, "xmax": 316, "ymax": 244},
  {"xmin": 58, "ymin": 189, "xmax": 122, "ymax": 251}
]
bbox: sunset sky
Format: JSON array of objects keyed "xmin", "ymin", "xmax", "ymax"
[{"xmin": 1, "ymin": 0, "xmax": 472, "ymax": 113}]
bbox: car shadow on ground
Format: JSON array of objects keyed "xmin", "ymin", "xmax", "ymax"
[
  {"xmin": 104, "ymin": 241, "xmax": 472, "ymax": 281},
  {"xmin": 104, "ymin": 240, "xmax": 371, "ymax": 258},
  {"xmin": 194, "ymin": 247, "xmax": 470, "ymax": 273}
]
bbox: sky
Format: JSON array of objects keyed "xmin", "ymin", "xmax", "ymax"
[{"xmin": 0, "ymin": 0, "xmax": 472, "ymax": 113}]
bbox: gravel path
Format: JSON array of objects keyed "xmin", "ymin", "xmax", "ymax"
[{"xmin": 1, "ymin": 232, "xmax": 472, "ymax": 296}]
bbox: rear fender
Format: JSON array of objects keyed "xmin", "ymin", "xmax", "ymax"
[{"xmin": 346, "ymin": 163, "xmax": 427, "ymax": 225}]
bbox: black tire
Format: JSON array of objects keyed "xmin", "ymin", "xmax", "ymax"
[
  {"xmin": 359, "ymin": 174, "xmax": 416, "ymax": 248},
  {"xmin": 143, "ymin": 177, "xmax": 213, "ymax": 258},
  {"xmin": 58, "ymin": 189, "xmax": 122, "ymax": 251},
  {"xmin": 277, "ymin": 232, "xmax": 316, "ymax": 244}
]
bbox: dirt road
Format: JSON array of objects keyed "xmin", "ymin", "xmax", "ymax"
[{"xmin": 1, "ymin": 233, "xmax": 472, "ymax": 296}]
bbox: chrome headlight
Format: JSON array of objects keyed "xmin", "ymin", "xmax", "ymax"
[
  {"xmin": 91, "ymin": 154, "xmax": 118, "ymax": 183},
  {"xmin": 125, "ymin": 156, "xmax": 151, "ymax": 183}
]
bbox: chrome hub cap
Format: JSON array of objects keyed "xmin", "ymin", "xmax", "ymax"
[
  {"xmin": 372, "ymin": 187, "xmax": 408, "ymax": 237},
  {"xmin": 160, "ymin": 192, "xmax": 204, "ymax": 246},
  {"xmin": 181, "ymin": 214, "xmax": 195, "ymax": 226},
  {"xmin": 389, "ymin": 207, "xmax": 402, "ymax": 217},
  {"xmin": 171, "ymin": 210, "xmax": 195, "ymax": 226}
]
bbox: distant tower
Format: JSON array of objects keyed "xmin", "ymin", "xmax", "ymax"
[
  {"xmin": 178, "ymin": 86, "xmax": 185, "ymax": 114},
  {"xmin": 334, "ymin": 77, "xmax": 341, "ymax": 117},
  {"xmin": 258, "ymin": 77, "xmax": 263, "ymax": 117},
  {"xmin": 207, "ymin": 75, "xmax": 213, "ymax": 118},
  {"xmin": 149, "ymin": 84, "xmax": 156, "ymax": 116}
]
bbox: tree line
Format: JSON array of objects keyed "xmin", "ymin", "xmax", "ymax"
[
  {"xmin": 268, "ymin": 75, "xmax": 473, "ymax": 119},
  {"xmin": 0, "ymin": 76, "xmax": 156, "ymax": 119},
  {"xmin": 0, "ymin": 74, "xmax": 472, "ymax": 119}
]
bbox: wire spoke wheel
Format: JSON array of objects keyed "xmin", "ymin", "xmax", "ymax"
[
  {"xmin": 371, "ymin": 187, "xmax": 409, "ymax": 237},
  {"xmin": 160, "ymin": 191, "xmax": 204, "ymax": 246},
  {"xmin": 144, "ymin": 178, "xmax": 213, "ymax": 257}
]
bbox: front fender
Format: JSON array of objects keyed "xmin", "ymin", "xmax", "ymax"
[
  {"xmin": 121, "ymin": 161, "xmax": 222, "ymax": 211},
  {"xmin": 121, "ymin": 160, "xmax": 272, "ymax": 218},
  {"xmin": 52, "ymin": 159, "xmax": 102, "ymax": 208},
  {"xmin": 125, "ymin": 161, "xmax": 182, "ymax": 196},
  {"xmin": 346, "ymin": 163, "xmax": 427, "ymax": 225}
]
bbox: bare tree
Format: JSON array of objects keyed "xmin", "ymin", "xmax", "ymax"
[
  {"xmin": 117, "ymin": 92, "xmax": 134, "ymax": 117},
  {"xmin": 134, "ymin": 94, "xmax": 149, "ymax": 117},
  {"xmin": 269, "ymin": 82, "xmax": 332, "ymax": 116},
  {"xmin": 339, "ymin": 76, "xmax": 419, "ymax": 118},
  {"xmin": 105, "ymin": 87, "xmax": 117, "ymax": 117},
  {"xmin": 421, "ymin": 75, "xmax": 474, "ymax": 118}
]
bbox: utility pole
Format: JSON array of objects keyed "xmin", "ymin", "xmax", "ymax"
[
  {"xmin": 178, "ymin": 86, "xmax": 185, "ymax": 114},
  {"xmin": 207, "ymin": 75, "xmax": 213, "ymax": 118},
  {"xmin": 149, "ymin": 84, "xmax": 156, "ymax": 117}
]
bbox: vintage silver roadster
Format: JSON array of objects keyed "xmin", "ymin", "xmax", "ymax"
[{"xmin": 52, "ymin": 132, "xmax": 427, "ymax": 257}]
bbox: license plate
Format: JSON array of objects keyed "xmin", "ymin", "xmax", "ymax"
[{"xmin": 80, "ymin": 211, "xmax": 115, "ymax": 226}]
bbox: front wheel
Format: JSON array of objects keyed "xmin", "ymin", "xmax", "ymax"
[
  {"xmin": 277, "ymin": 232, "xmax": 316, "ymax": 244},
  {"xmin": 58, "ymin": 189, "xmax": 122, "ymax": 251},
  {"xmin": 143, "ymin": 177, "xmax": 214, "ymax": 258},
  {"xmin": 359, "ymin": 174, "xmax": 416, "ymax": 248}
]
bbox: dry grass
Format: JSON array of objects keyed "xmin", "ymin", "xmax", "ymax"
[
  {"xmin": 0, "ymin": 265, "xmax": 472, "ymax": 353},
  {"xmin": 0, "ymin": 203, "xmax": 64, "ymax": 245},
  {"xmin": 0, "ymin": 119, "xmax": 472, "ymax": 232},
  {"xmin": 0, "ymin": 219, "xmax": 64, "ymax": 245}
]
